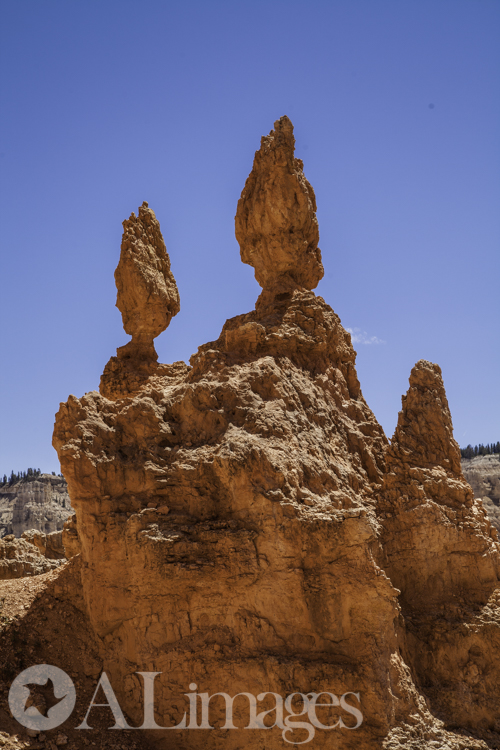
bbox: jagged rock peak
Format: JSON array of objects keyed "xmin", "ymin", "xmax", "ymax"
[
  {"xmin": 391, "ymin": 359, "xmax": 462, "ymax": 474},
  {"xmin": 115, "ymin": 201, "xmax": 180, "ymax": 361},
  {"xmin": 235, "ymin": 115, "xmax": 324, "ymax": 293}
]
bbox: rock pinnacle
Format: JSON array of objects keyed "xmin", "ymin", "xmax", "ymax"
[
  {"xmin": 235, "ymin": 116, "xmax": 324, "ymax": 293},
  {"xmin": 115, "ymin": 201, "xmax": 180, "ymax": 361}
]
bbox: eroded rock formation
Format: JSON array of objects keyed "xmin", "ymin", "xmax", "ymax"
[
  {"xmin": 0, "ymin": 475, "xmax": 72, "ymax": 538},
  {"xmin": 463, "ymin": 454, "xmax": 500, "ymax": 533},
  {"xmin": 51, "ymin": 118, "xmax": 500, "ymax": 749},
  {"xmin": 378, "ymin": 362, "xmax": 500, "ymax": 738},
  {"xmin": 380, "ymin": 360, "xmax": 498, "ymax": 611},
  {"xmin": 100, "ymin": 201, "xmax": 181, "ymax": 400},
  {"xmin": 235, "ymin": 115, "xmax": 323, "ymax": 293},
  {"xmin": 0, "ymin": 532, "xmax": 65, "ymax": 580}
]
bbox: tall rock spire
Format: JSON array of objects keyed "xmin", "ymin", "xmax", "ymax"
[{"xmin": 235, "ymin": 116, "xmax": 324, "ymax": 292}]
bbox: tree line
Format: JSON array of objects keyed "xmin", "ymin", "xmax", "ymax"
[
  {"xmin": 460, "ymin": 442, "xmax": 500, "ymax": 459},
  {"xmin": 0, "ymin": 468, "xmax": 63, "ymax": 486}
]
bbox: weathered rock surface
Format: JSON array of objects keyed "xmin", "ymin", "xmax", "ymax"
[
  {"xmin": 0, "ymin": 475, "xmax": 72, "ymax": 538},
  {"xmin": 463, "ymin": 454, "xmax": 500, "ymax": 533},
  {"xmin": 381, "ymin": 360, "xmax": 498, "ymax": 610},
  {"xmin": 22, "ymin": 528, "xmax": 65, "ymax": 560},
  {"xmin": 52, "ymin": 119, "xmax": 500, "ymax": 749},
  {"xmin": 0, "ymin": 532, "xmax": 65, "ymax": 580},
  {"xmin": 116, "ymin": 200, "xmax": 180, "ymax": 356},
  {"xmin": 379, "ymin": 362, "xmax": 500, "ymax": 738},
  {"xmin": 61, "ymin": 512, "xmax": 81, "ymax": 559},
  {"xmin": 235, "ymin": 115, "xmax": 324, "ymax": 292},
  {"xmin": 100, "ymin": 201, "xmax": 181, "ymax": 400}
]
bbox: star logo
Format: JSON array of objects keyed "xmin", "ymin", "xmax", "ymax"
[
  {"xmin": 24, "ymin": 677, "xmax": 66, "ymax": 718},
  {"xmin": 8, "ymin": 665, "xmax": 76, "ymax": 731}
]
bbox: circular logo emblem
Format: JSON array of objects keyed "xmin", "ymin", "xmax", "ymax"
[{"xmin": 8, "ymin": 665, "xmax": 76, "ymax": 731}]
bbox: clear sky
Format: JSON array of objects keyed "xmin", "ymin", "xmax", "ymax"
[{"xmin": 1, "ymin": 0, "xmax": 499, "ymax": 476}]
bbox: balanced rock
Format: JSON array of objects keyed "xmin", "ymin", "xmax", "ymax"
[
  {"xmin": 115, "ymin": 201, "xmax": 180, "ymax": 358},
  {"xmin": 100, "ymin": 202, "xmax": 182, "ymax": 399},
  {"xmin": 235, "ymin": 115, "xmax": 324, "ymax": 293}
]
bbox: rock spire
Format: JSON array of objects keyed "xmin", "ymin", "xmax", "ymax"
[
  {"xmin": 235, "ymin": 115, "xmax": 324, "ymax": 292},
  {"xmin": 99, "ymin": 201, "xmax": 183, "ymax": 400},
  {"xmin": 115, "ymin": 201, "xmax": 180, "ymax": 361},
  {"xmin": 390, "ymin": 359, "xmax": 462, "ymax": 473}
]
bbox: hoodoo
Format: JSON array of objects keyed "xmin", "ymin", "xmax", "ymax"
[
  {"xmin": 116, "ymin": 200, "xmax": 180, "ymax": 358},
  {"xmin": 235, "ymin": 115, "xmax": 324, "ymax": 293},
  {"xmin": 100, "ymin": 201, "xmax": 182, "ymax": 400},
  {"xmin": 53, "ymin": 118, "xmax": 500, "ymax": 749}
]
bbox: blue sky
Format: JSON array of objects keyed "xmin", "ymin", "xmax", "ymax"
[{"xmin": 1, "ymin": 0, "xmax": 499, "ymax": 475}]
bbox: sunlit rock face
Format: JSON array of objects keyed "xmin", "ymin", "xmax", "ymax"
[
  {"xmin": 116, "ymin": 200, "xmax": 180, "ymax": 356},
  {"xmin": 0, "ymin": 531, "xmax": 64, "ymax": 580},
  {"xmin": 235, "ymin": 115, "xmax": 323, "ymax": 293},
  {"xmin": 462, "ymin": 453, "xmax": 500, "ymax": 533},
  {"xmin": 100, "ymin": 201, "xmax": 181, "ymax": 401},
  {"xmin": 0, "ymin": 475, "xmax": 72, "ymax": 538},
  {"xmin": 53, "ymin": 119, "xmax": 500, "ymax": 750}
]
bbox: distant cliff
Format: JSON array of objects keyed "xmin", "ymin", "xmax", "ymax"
[
  {"xmin": 462, "ymin": 453, "xmax": 500, "ymax": 532},
  {"xmin": 0, "ymin": 474, "xmax": 73, "ymax": 538}
]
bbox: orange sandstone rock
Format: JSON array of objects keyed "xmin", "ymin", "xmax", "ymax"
[
  {"xmin": 100, "ymin": 202, "xmax": 182, "ymax": 400},
  {"xmin": 381, "ymin": 359, "xmax": 498, "ymax": 612},
  {"xmin": 235, "ymin": 115, "xmax": 324, "ymax": 292},
  {"xmin": 52, "ymin": 120, "xmax": 500, "ymax": 750},
  {"xmin": 379, "ymin": 360, "xmax": 500, "ymax": 736},
  {"xmin": 116, "ymin": 201, "xmax": 180, "ymax": 358}
]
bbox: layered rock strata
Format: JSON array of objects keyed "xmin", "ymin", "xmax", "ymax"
[
  {"xmin": 0, "ymin": 531, "xmax": 65, "ymax": 580},
  {"xmin": 462, "ymin": 454, "xmax": 500, "ymax": 533},
  {"xmin": 0, "ymin": 475, "xmax": 72, "ymax": 538},
  {"xmin": 53, "ymin": 118, "xmax": 500, "ymax": 749}
]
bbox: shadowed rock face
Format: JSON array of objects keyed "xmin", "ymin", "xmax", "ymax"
[
  {"xmin": 235, "ymin": 115, "xmax": 324, "ymax": 292},
  {"xmin": 53, "ymin": 119, "xmax": 500, "ymax": 750}
]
